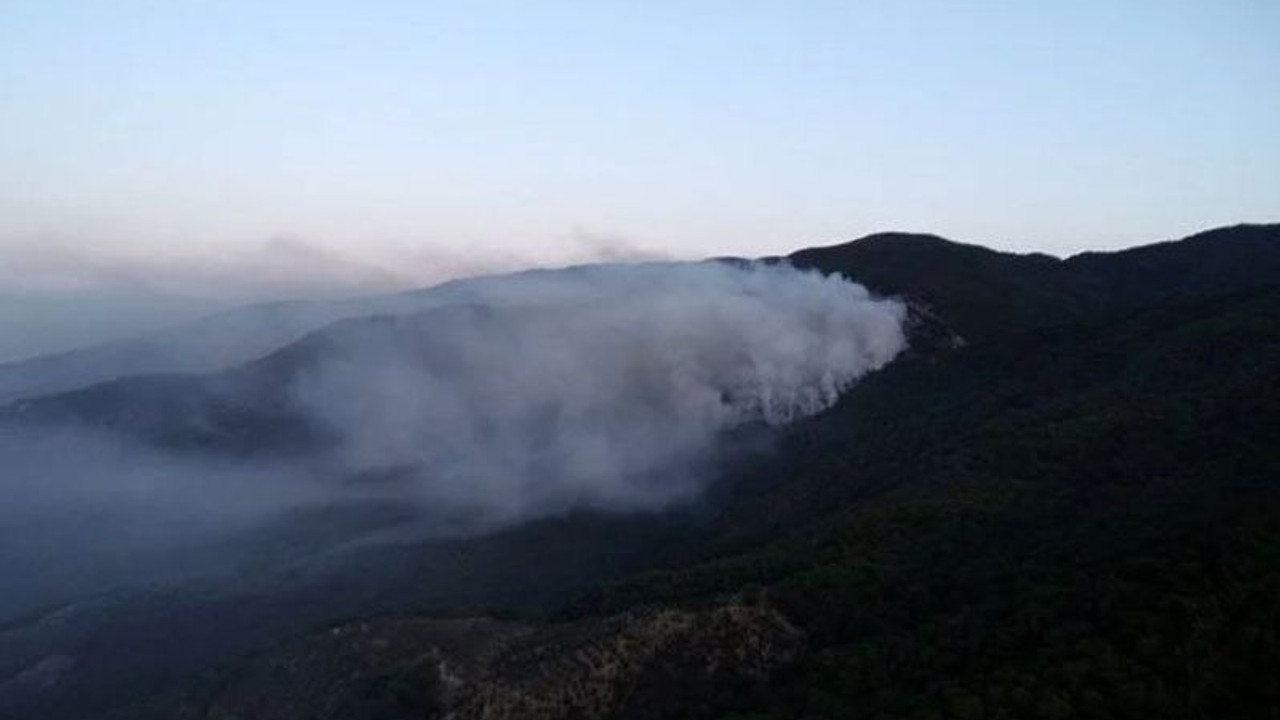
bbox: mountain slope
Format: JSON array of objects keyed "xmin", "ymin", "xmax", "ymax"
[
  {"xmin": 6, "ymin": 224, "xmax": 1277, "ymax": 454},
  {"xmin": 0, "ymin": 265, "xmax": 642, "ymax": 404},
  {"xmin": 1069, "ymin": 223, "xmax": 1280, "ymax": 305},
  {"xmin": 567, "ymin": 284, "xmax": 1280, "ymax": 718},
  {"xmin": 788, "ymin": 232, "xmax": 1088, "ymax": 341},
  {"xmin": 0, "ymin": 305, "xmax": 544, "ymax": 455},
  {"xmin": 119, "ymin": 602, "xmax": 802, "ymax": 720},
  {"xmin": 91, "ymin": 248, "xmax": 1280, "ymax": 720},
  {"xmin": 3, "ymin": 224, "xmax": 1273, "ymax": 407},
  {"xmin": 3, "ymin": 224, "xmax": 1279, "ymax": 720},
  {"xmin": 789, "ymin": 222, "xmax": 1280, "ymax": 342}
]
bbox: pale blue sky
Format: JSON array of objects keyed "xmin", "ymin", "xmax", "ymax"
[{"xmin": 1, "ymin": 0, "xmax": 1278, "ymax": 284}]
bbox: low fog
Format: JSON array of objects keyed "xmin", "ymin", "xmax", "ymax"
[
  {"xmin": 0, "ymin": 260, "xmax": 906, "ymax": 621},
  {"xmin": 0, "ymin": 429, "xmax": 340, "ymax": 619}
]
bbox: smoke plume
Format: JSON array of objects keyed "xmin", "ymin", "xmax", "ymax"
[
  {"xmin": 0, "ymin": 259, "xmax": 906, "ymax": 621},
  {"xmin": 293, "ymin": 261, "xmax": 907, "ymax": 524}
]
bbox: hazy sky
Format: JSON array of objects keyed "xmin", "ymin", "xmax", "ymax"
[{"xmin": 1, "ymin": 0, "xmax": 1278, "ymax": 297}]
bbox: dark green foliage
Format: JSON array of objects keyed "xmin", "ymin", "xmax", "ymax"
[
  {"xmin": 7, "ymin": 224, "xmax": 1280, "ymax": 719},
  {"xmin": 571, "ymin": 283, "xmax": 1280, "ymax": 719},
  {"xmin": 789, "ymin": 223, "xmax": 1280, "ymax": 343},
  {"xmin": 789, "ymin": 232, "xmax": 1092, "ymax": 341}
]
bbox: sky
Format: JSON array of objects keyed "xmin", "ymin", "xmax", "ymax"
[{"xmin": 1, "ymin": 0, "xmax": 1278, "ymax": 310}]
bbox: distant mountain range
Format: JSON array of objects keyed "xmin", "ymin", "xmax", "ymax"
[{"xmin": 0, "ymin": 265, "xmax": 662, "ymax": 405}]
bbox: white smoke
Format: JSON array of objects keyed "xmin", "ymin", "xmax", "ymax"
[
  {"xmin": 0, "ymin": 260, "xmax": 906, "ymax": 621},
  {"xmin": 293, "ymin": 261, "xmax": 907, "ymax": 525}
]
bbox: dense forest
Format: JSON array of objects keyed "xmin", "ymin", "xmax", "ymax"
[
  {"xmin": 575, "ymin": 281, "xmax": 1280, "ymax": 719},
  {"xmin": 5, "ymin": 224, "xmax": 1279, "ymax": 720}
]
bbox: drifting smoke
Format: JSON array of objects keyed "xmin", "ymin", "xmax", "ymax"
[
  {"xmin": 0, "ymin": 259, "xmax": 905, "ymax": 621},
  {"xmin": 0, "ymin": 428, "xmax": 338, "ymax": 618},
  {"xmin": 293, "ymin": 261, "xmax": 907, "ymax": 524}
]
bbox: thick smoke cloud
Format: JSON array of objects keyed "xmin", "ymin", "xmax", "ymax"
[
  {"xmin": 0, "ymin": 260, "xmax": 905, "ymax": 623},
  {"xmin": 294, "ymin": 262, "xmax": 907, "ymax": 525}
]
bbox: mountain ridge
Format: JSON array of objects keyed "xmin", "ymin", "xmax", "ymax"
[
  {"xmin": 2, "ymin": 224, "xmax": 1275, "ymax": 406},
  {"xmin": 2, "ymin": 223, "xmax": 1279, "ymax": 719},
  {"xmin": 5, "ymin": 223, "xmax": 1276, "ymax": 453}
]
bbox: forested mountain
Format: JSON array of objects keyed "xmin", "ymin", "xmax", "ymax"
[
  {"xmin": 2, "ymin": 224, "xmax": 1278, "ymax": 719},
  {"xmin": 7, "ymin": 225, "xmax": 1277, "ymax": 451},
  {"xmin": 575, "ymin": 283, "xmax": 1280, "ymax": 718},
  {"xmin": 789, "ymin": 223, "xmax": 1280, "ymax": 341}
]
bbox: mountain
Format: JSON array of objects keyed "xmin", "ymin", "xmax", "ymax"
[
  {"xmin": 117, "ymin": 602, "xmax": 804, "ymax": 720},
  {"xmin": 0, "ymin": 265, "xmax": 645, "ymax": 405},
  {"xmin": 1, "ymin": 223, "xmax": 1278, "ymax": 720},
  {"xmin": 0, "ymin": 291, "xmax": 230, "ymax": 364},
  {"xmin": 789, "ymin": 223, "xmax": 1280, "ymax": 342},
  {"xmin": 572, "ymin": 284, "xmax": 1280, "ymax": 719},
  {"xmin": 0, "ymin": 297, "xmax": 355, "ymax": 405},
  {"xmin": 6, "ymin": 225, "xmax": 1277, "ymax": 451},
  {"xmin": 3, "ymin": 223, "xmax": 1274, "ymax": 407},
  {"xmin": 789, "ymin": 232, "xmax": 1087, "ymax": 341}
]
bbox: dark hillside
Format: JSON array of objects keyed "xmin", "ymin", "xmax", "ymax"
[
  {"xmin": 790, "ymin": 223, "xmax": 1280, "ymax": 343},
  {"xmin": 570, "ymin": 284, "xmax": 1280, "ymax": 718},
  {"xmin": 4, "ymin": 225, "xmax": 1279, "ymax": 719},
  {"xmin": 1068, "ymin": 223, "xmax": 1280, "ymax": 305},
  {"xmin": 96, "ymin": 248, "xmax": 1280, "ymax": 720},
  {"xmin": 789, "ymin": 233, "xmax": 1090, "ymax": 341},
  {"xmin": 6, "ymin": 225, "xmax": 1275, "ymax": 455}
]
